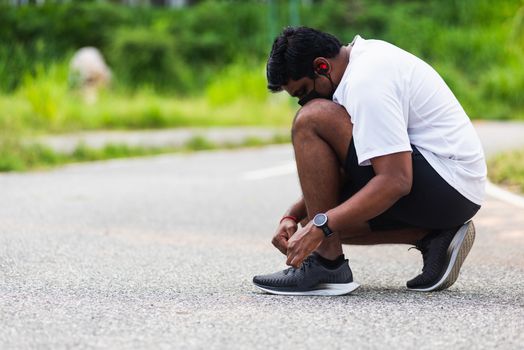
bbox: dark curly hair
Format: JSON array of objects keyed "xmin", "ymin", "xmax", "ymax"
[{"xmin": 266, "ymin": 26, "xmax": 342, "ymax": 92}]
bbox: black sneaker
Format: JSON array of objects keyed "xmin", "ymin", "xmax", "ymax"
[
  {"xmin": 252, "ymin": 253, "xmax": 360, "ymax": 296},
  {"xmin": 407, "ymin": 221, "xmax": 476, "ymax": 292}
]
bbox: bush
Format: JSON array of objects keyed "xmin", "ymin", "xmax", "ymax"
[
  {"xmin": 206, "ymin": 64, "xmax": 268, "ymax": 106},
  {"xmin": 0, "ymin": 43, "xmax": 34, "ymax": 92},
  {"xmin": 0, "ymin": 0, "xmax": 523, "ymax": 120},
  {"xmin": 0, "ymin": 2, "xmax": 129, "ymax": 92},
  {"xmin": 170, "ymin": 1, "xmax": 267, "ymax": 65},
  {"xmin": 109, "ymin": 27, "xmax": 191, "ymax": 92},
  {"xmin": 16, "ymin": 63, "xmax": 70, "ymax": 130},
  {"xmin": 479, "ymin": 54, "xmax": 524, "ymax": 119}
]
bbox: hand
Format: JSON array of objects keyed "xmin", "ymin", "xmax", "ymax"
[
  {"xmin": 271, "ymin": 218, "xmax": 298, "ymax": 255},
  {"xmin": 286, "ymin": 221, "xmax": 324, "ymax": 268}
]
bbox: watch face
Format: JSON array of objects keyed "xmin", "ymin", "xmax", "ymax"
[{"xmin": 313, "ymin": 213, "xmax": 328, "ymax": 227}]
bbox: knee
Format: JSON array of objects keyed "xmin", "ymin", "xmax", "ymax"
[
  {"xmin": 292, "ymin": 99, "xmax": 349, "ymax": 138},
  {"xmin": 292, "ymin": 99, "xmax": 327, "ymax": 138}
]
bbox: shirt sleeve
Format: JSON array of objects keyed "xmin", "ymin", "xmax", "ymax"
[{"xmin": 348, "ymin": 74, "xmax": 412, "ymax": 166}]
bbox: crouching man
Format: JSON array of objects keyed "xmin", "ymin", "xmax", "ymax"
[{"xmin": 253, "ymin": 27, "xmax": 486, "ymax": 295}]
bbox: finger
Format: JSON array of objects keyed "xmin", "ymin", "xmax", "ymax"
[
  {"xmin": 272, "ymin": 241, "xmax": 285, "ymax": 255},
  {"xmin": 274, "ymin": 236, "xmax": 288, "ymax": 255},
  {"xmin": 290, "ymin": 254, "xmax": 303, "ymax": 269},
  {"xmin": 286, "ymin": 249, "xmax": 301, "ymax": 268},
  {"xmin": 286, "ymin": 241, "xmax": 295, "ymax": 265},
  {"xmin": 272, "ymin": 233, "xmax": 287, "ymax": 245},
  {"xmin": 286, "ymin": 247, "xmax": 293, "ymax": 266}
]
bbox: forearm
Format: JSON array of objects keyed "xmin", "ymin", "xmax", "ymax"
[
  {"xmin": 327, "ymin": 174, "xmax": 408, "ymax": 232},
  {"xmin": 284, "ymin": 196, "xmax": 308, "ymax": 222}
]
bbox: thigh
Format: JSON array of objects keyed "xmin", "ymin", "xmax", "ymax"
[
  {"xmin": 381, "ymin": 146, "xmax": 480, "ymax": 230},
  {"xmin": 342, "ymin": 142, "xmax": 481, "ymax": 231}
]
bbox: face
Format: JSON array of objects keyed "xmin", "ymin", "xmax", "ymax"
[{"xmin": 283, "ymin": 75, "xmax": 335, "ymax": 106}]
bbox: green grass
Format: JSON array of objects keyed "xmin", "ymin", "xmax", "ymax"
[
  {"xmin": 0, "ymin": 89, "xmax": 296, "ymax": 134},
  {"xmin": 488, "ymin": 149, "xmax": 524, "ymax": 194},
  {"xmin": 0, "ymin": 61, "xmax": 295, "ymax": 172},
  {"xmin": 0, "ymin": 133, "xmax": 291, "ymax": 172},
  {"xmin": 0, "ymin": 61, "xmax": 296, "ymax": 135}
]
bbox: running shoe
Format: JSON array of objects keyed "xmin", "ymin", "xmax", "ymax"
[
  {"xmin": 407, "ymin": 221, "xmax": 476, "ymax": 292},
  {"xmin": 252, "ymin": 253, "xmax": 360, "ymax": 296}
]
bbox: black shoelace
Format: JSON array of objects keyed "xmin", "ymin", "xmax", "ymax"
[{"xmin": 283, "ymin": 255, "xmax": 317, "ymax": 275}]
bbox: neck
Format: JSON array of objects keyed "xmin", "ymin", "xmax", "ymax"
[{"xmin": 332, "ymin": 45, "xmax": 351, "ymax": 86}]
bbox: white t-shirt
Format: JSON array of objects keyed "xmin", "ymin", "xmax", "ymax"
[{"xmin": 333, "ymin": 35, "xmax": 486, "ymax": 205}]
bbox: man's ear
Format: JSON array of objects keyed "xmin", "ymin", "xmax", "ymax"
[{"xmin": 313, "ymin": 57, "xmax": 331, "ymax": 76}]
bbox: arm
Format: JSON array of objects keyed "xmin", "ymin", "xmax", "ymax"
[
  {"xmin": 286, "ymin": 66, "xmax": 413, "ymax": 266},
  {"xmin": 284, "ymin": 196, "xmax": 308, "ymax": 225},
  {"xmin": 327, "ymin": 150, "xmax": 412, "ymax": 232},
  {"xmin": 285, "ymin": 151, "xmax": 412, "ymax": 267},
  {"xmin": 271, "ymin": 196, "xmax": 307, "ymax": 255}
]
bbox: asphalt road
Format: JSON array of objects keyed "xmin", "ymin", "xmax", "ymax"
[{"xmin": 1, "ymin": 145, "xmax": 523, "ymax": 349}]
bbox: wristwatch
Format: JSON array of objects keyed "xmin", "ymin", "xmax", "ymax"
[{"xmin": 313, "ymin": 213, "xmax": 334, "ymax": 237}]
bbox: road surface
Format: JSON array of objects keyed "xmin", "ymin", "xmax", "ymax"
[{"xmin": 1, "ymin": 145, "xmax": 523, "ymax": 349}]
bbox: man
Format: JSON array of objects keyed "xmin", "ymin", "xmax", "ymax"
[{"xmin": 252, "ymin": 27, "xmax": 486, "ymax": 296}]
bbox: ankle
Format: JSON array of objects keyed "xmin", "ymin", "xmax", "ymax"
[
  {"xmin": 314, "ymin": 247, "xmax": 343, "ymax": 260},
  {"xmin": 411, "ymin": 229, "xmax": 433, "ymax": 245},
  {"xmin": 314, "ymin": 252, "xmax": 345, "ymax": 269}
]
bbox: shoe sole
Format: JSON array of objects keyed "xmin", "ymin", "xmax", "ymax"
[
  {"xmin": 408, "ymin": 221, "xmax": 476, "ymax": 292},
  {"xmin": 254, "ymin": 282, "xmax": 360, "ymax": 296}
]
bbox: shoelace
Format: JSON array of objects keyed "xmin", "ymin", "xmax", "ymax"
[
  {"xmin": 408, "ymin": 245, "xmax": 429, "ymax": 273},
  {"xmin": 283, "ymin": 255, "xmax": 317, "ymax": 275}
]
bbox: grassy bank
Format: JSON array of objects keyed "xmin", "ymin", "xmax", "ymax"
[
  {"xmin": 0, "ymin": 134, "xmax": 291, "ymax": 172},
  {"xmin": 0, "ymin": 92, "xmax": 295, "ymax": 133},
  {"xmin": 488, "ymin": 149, "xmax": 524, "ymax": 194}
]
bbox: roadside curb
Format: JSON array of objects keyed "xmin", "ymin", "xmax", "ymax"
[
  {"xmin": 474, "ymin": 121, "xmax": 524, "ymax": 208},
  {"xmin": 36, "ymin": 127, "xmax": 290, "ymax": 153},
  {"xmin": 486, "ymin": 181, "xmax": 524, "ymax": 209}
]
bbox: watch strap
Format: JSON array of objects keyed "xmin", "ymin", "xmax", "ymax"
[{"xmin": 321, "ymin": 225, "xmax": 334, "ymax": 237}]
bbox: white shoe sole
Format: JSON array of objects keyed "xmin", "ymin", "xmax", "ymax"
[
  {"xmin": 254, "ymin": 282, "xmax": 360, "ymax": 296},
  {"xmin": 408, "ymin": 221, "xmax": 476, "ymax": 292}
]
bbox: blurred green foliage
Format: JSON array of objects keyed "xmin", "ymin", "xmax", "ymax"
[
  {"xmin": 1, "ymin": 0, "xmax": 524, "ymax": 172},
  {"xmin": 0, "ymin": 1, "xmax": 268, "ymax": 93},
  {"xmin": 0, "ymin": 0, "xmax": 522, "ymax": 110},
  {"xmin": 206, "ymin": 64, "xmax": 268, "ymax": 106},
  {"xmin": 110, "ymin": 27, "xmax": 192, "ymax": 91}
]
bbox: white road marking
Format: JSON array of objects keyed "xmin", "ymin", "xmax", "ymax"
[
  {"xmin": 242, "ymin": 162, "xmax": 296, "ymax": 180},
  {"xmin": 486, "ymin": 181, "xmax": 524, "ymax": 209}
]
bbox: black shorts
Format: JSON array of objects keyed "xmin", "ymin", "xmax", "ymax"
[{"xmin": 342, "ymin": 140, "xmax": 481, "ymax": 231}]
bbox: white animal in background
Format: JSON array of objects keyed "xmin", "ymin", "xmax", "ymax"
[{"xmin": 69, "ymin": 47, "xmax": 112, "ymax": 104}]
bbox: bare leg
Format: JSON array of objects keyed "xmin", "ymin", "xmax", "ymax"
[
  {"xmin": 292, "ymin": 99, "xmax": 354, "ymax": 259},
  {"xmin": 292, "ymin": 99, "xmax": 431, "ymax": 256}
]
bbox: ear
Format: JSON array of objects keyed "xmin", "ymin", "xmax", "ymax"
[{"xmin": 313, "ymin": 57, "xmax": 331, "ymax": 76}]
